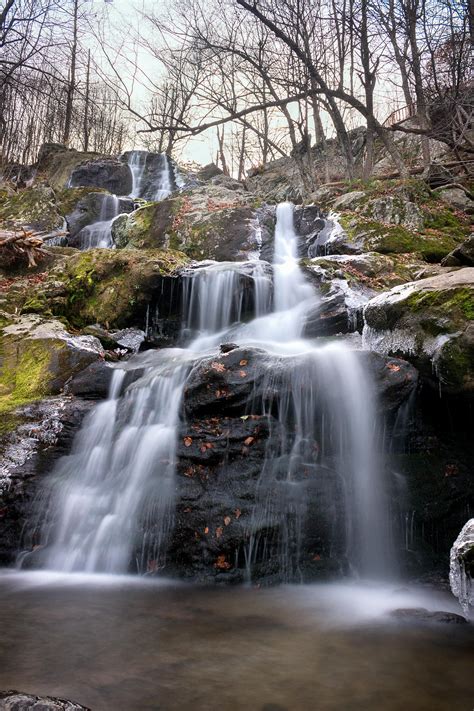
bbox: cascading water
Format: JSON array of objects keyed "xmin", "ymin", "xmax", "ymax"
[
  {"xmin": 77, "ymin": 194, "xmax": 121, "ymax": 249},
  {"xmin": 126, "ymin": 150, "xmax": 174, "ymax": 202},
  {"xmin": 29, "ymin": 201, "xmax": 395, "ymax": 580}
]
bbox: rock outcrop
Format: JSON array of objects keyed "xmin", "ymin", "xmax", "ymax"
[{"xmin": 363, "ymin": 268, "xmax": 474, "ymax": 395}]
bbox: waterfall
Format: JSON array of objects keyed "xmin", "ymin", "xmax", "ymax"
[
  {"xmin": 126, "ymin": 150, "xmax": 174, "ymax": 202},
  {"xmin": 77, "ymin": 194, "xmax": 121, "ymax": 249},
  {"xmin": 29, "ymin": 201, "xmax": 396, "ymax": 580}
]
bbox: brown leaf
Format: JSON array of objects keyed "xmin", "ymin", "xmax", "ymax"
[
  {"xmin": 244, "ymin": 436, "xmax": 255, "ymax": 446},
  {"xmin": 239, "ymin": 359, "xmax": 248, "ymax": 366},
  {"xmin": 211, "ymin": 361, "xmax": 226, "ymax": 372},
  {"xmin": 224, "ymin": 516, "xmax": 231, "ymax": 526},
  {"xmin": 239, "ymin": 370, "xmax": 247, "ymax": 378},
  {"xmin": 204, "ymin": 526, "xmax": 209, "ymax": 534},
  {"xmin": 234, "ymin": 508, "xmax": 241, "ymax": 519},
  {"xmin": 216, "ymin": 526, "xmax": 223, "ymax": 539},
  {"xmin": 183, "ymin": 436, "xmax": 193, "ymax": 447},
  {"xmin": 214, "ymin": 554, "xmax": 231, "ymax": 570},
  {"xmin": 387, "ymin": 363, "xmax": 401, "ymax": 372}
]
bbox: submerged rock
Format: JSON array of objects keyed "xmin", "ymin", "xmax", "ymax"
[
  {"xmin": 0, "ymin": 690, "xmax": 90, "ymax": 710},
  {"xmin": 390, "ymin": 608, "xmax": 467, "ymax": 624}
]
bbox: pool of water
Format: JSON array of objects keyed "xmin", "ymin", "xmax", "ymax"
[{"xmin": 0, "ymin": 572, "xmax": 472, "ymax": 710}]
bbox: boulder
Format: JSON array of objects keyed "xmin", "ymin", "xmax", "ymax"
[
  {"xmin": 0, "ymin": 690, "xmax": 90, "ymax": 710},
  {"xmin": 332, "ymin": 191, "xmax": 367, "ymax": 211},
  {"xmin": 112, "ymin": 184, "xmax": 273, "ymax": 261},
  {"xmin": 5, "ymin": 248, "xmax": 188, "ymax": 332},
  {"xmin": 363, "ymin": 268, "xmax": 474, "ymax": 394},
  {"xmin": 438, "ymin": 186, "xmax": 474, "ymax": 213},
  {"xmin": 65, "ymin": 192, "xmax": 134, "ymax": 239},
  {"xmin": 360, "ymin": 196, "xmax": 424, "ymax": 231},
  {"xmin": 0, "ymin": 185, "xmax": 63, "ymax": 234},
  {"xmin": 69, "ymin": 158, "xmax": 132, "ymax": 195},
  {"xmin": 0, "ymin": 315, "xmax": 104, "ymax": 414},
  {"xmin": 68, "ymin": 361, "xmax": 115, "ymax": 399},
  {"xmin": 450, "ymin": 519, "xmax": 474, "ymax": 617},
  {"xmin": 441, "ymin": 235, "xmax": 474, "ymax": 267}
]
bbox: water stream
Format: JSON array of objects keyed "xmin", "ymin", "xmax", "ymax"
[{"xmin": 28, "ymin": 202, "xmax": 395, "ymax": 581}]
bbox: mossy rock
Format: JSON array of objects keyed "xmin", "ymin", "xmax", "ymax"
[
  {"xmin": 112, "ymin": 184, "xmax": 268, "ymax": 261},
  {"xmin": 338, "ymin": 213, "xmax": 462, "ymax": 262},
  {"xmin": 9, "ymin": 248, "xmax": 189, "ymax": 330},
  {"xmin": 0, "ymin": 185, "xmax": 63, "ymax": 233},
  {"xmin": 0, "ymin": 315, "xmax": 103, "ymax": 415},
  {"xmin": 364, "ymin": 268, "xmax": 474, "ymax": 394}
]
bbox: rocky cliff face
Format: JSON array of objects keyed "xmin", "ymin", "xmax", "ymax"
[{"xmin": 0, "ymin": 144, "xmax": 472, "ymax": 583}]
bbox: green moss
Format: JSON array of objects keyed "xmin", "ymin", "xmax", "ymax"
[
  {"xmin": 55, "ymin": 186, "xmax": 109, "ymax": 215},
  {"xmin": 0, "ymin": 339, "xmax": 53, "ymax": 414},
  {"xmin": 405, "ymin": 287, "xmax": 474, "ymax": 322},
  {"xmin": 0, "ymin": 185, "xmax": 62, "ymax": 232}
]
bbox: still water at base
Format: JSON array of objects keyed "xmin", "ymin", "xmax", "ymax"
[{"xmin": 0, "ymin": 573, "xmax": 472, "ymax": 711}]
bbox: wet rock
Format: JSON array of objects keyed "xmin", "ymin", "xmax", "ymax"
[
  {"xmin": 449, "ymin": 519, "xmax": 474, "ymax": 617},
  {"xmin": 65, "ymin": 192, "xmax": 134, "ymax": 239},
  {"xmin": 68, "ymin": 361, "xmax": 114, "ymax": 399},
  {"xmin": 363, "ymin": 268, "xmax": 474, "ymax": 395},
  {"xmin": 4, "ymin": 248, "xmax": 188, "ymax": 332},
  {"xmin": 441, "ymin": 235, "xmax": 474, "ymax": 267},
  {"xmin": 70, "ymin": 158, "xmax": 132, "ymax": 195},
  {"xmin": 390, "ymin": 608, "xmax": 468, "ymax": 624},
  {"xmin": 0, "ymin": 690, "xmax": 90, "ymax": 710},
  {"xmin": 0, "ymin": 398, "xmax": 92, "ymax": 565}
]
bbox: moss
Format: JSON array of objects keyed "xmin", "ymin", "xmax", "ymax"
[
  {"xmin": 404, "ymin": 287, "xmax": 474, "ymax": 322},
  {"xmin": 436, "ymin": 336, "xmax": 473, "ymax": 390},
  {"xmin": 423, "ymin": 206, "xmax": 470, "ymax": 240},
  {"xmin": 0, "ymin": 185, "xmax": 62, "ymax": 232},
  {"xmin": 55, "ymin": 186, "xmax": 109, "ymax": 215},
  {"xmin": 0, "ymin": 338, "xmax": 53, "ymax": 414}
]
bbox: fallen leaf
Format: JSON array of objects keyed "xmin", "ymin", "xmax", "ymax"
[
  {"xmin": 204, "ymin": 526, "xmax": 209, "ymax": 534},
  {"xmin": 244, "ymin": 436, "xmax": 255, "ymax": 446},
  {"xmin": 387, "ymin": 363, "xmax": 401, "ymax": 372},
  {"xmin": 239, "ymin": 370, "xmax": 247, "ymax": 378},
  {"xmin": 183, "ymin": 436, "xmax": 193, "ymax": 447},
  {"xmin": 216, "ymin": 526, "xmax": 223, "ymax": 539},
  {"xmin": 239, "ymin": 359, "xmax": 248, "ymax": 366},
  {"xmin": 312, "ymin": 553, "xmax": 321, "ymax": 561},
  {"xmin": 211, "ymin": 361, "xmax": 226, "ymax": 372},
  {"xmin": 234, "ymin": 508, "xmax": 241, "ymax": 519},
  {"xmin": 240, "ymin": 415, "xmax": 249, "ymax": 421},
  {"xmin": 214, "ymin": 554, "xmax": 231, "ymax": 570},
  {"xmin": 224, "ymin": 516, "xmax": 231, "ymax": 526}
]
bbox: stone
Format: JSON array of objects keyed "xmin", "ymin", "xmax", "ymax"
[
  {"xmin": 390, "ymin": 608, "xmax": 468, "ymax": 624},
  {"xmin": 0, "ymin": 315, "xmax": 104, "ymax": 415},
  {"xmin": 65, "ymin": 192, "xmax": 134, "ymax": 239},
  {"xmin": 361, "ymin": 196, "xmax": 424, "ymax": 231},
  {"xmin": 0, "ymin": 691, "xmax": 90, "ymax": 710},
  {"xmin": 438, "ymin": 187, "xmax": 474, "ymax": 213},
  {"xmin": 363, "ymin": 267, "xmax": 474, "ymax": 394},
  {"xmin": 441, "ymin": 235, "xmax": 474, "ymax": 267},
  {"xmin": 332, "ymin": 191, "xmax": 367, "ymax": 211},
  {"xmin": 68, "ymin": 361, "xmax": 115, "ymax": 399},
  {"xmin": 0, "ymin": 185, "xmax": 63, "ymax": 234},
  {"xmin": 113, "ymin": 183, "xmax": 273, "ymax": 261},
  {"xmin": 449, "ymin": 519, "xmax": 474, "ymax": 617},
  {"xmin": 69, "ymin": 158, "xmax": 133, "ymax": 195}
]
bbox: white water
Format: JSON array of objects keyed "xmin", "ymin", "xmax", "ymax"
[
  {"xmin": 127, "ymin": 150, "xmax": 174, "ymax": 201},
  {"xmin": 32, "ymin": 202, "xmax": 394, "ymax": 579},
  {"xmin": 77, "ymin": 194, "xmax": 122, "ymax": 248}
]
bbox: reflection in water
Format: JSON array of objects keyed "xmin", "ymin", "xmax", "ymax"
[{"xmin": 0, "ymin": 574, "xmax": 472, "ymax": 711}]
